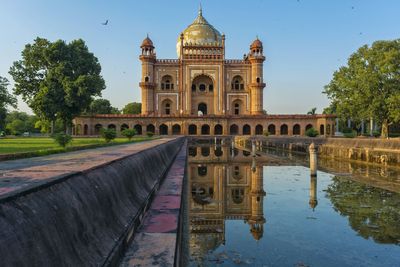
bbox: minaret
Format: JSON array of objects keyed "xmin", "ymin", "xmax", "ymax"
[
  {"xmin": 248, "ymin": 37, "xmax": 266, "ymax": 115},
  {"xmin": 139, "ymin": 35, "xmax": 156, "ymax": 115},
  {"xmin": 248, "ymin": 163, "xmax": 266, "ymax": 241}
]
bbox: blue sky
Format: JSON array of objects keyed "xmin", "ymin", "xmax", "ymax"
[{"xmin": 1, "ymin": 0, "xmax": 399, "ymax": 114}]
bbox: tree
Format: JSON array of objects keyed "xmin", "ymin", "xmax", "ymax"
[
  {"xmin": 5, "ymin": 111, "xmax": 39, "ymax": 135},
  {"xmin": 52, "ymin": 133, "xmax": 72, "ymax": 148},
  {"xmin": 122, "ymin": 102, "xmax": 141, "ymax": 114},
  {"xmin": 9, "ymin": 37, "xmax": 105, "ymax": 133},
  {"xmin": 85, "ymin": 98, "xmax": 120, "ymax": 115},
  {"xmin": 101, "ymin": 128, "xmax": 116, "ymax": 143},
  {"xmin": 307, "ymin": 107, "xmax": 317, "ymax": 115},
  {"xmin": 0, "ymin": 76, "xmax": 17, "ymax": 131},
  {"xmin": 121, "ymin": 128, "xmax": 137, "ymax": 140},
  {"xmin": 324, "ymin": 39, "xmax": 400, "ymax": 138}
]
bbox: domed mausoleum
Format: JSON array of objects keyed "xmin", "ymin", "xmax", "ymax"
[{"xmin": 73, "ymin": 7, "xmax": 335, "ymax": 137}]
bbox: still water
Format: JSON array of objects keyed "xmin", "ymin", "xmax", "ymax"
[{"xmin": 187, "ymin": 143, "xmax": 400, "ymax": 267}]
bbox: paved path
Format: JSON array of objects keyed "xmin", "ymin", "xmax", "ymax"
[
  {"xmin": 0, "ymin": 138, "xmax": 177, "ymax": 198},
  {"xmin": 120, "ymin": 140, "xmax": 187, "ymax": 266}
]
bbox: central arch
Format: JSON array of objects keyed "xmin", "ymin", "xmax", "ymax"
[
  {"xmin": 232, "ymin": 99, "xmax": 243, "ymax": 115},
  {"xmin": 198, "ymin": 103, "xmax": 207, "ymax": 115},
  {"xmin": 191, "ymin": 74, "xmax": 214, "ymax": 93},
  {"xmin": 161, "ymin": 99, "xmax": 173, "ymax": 115}
]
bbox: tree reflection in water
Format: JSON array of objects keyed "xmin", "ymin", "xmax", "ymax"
[{"xmin": 326, "ymin": 176, "xmax": 400, "ymax": 245}]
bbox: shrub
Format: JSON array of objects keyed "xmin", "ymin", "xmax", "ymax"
[
  {"xmin": 121, "ymin": 128, "xmax": 137, "ymax": 140},
  {"xmin": 344, "ymin": 131, "xmax": 357, "ymax": 138},
  {"xmin": 263, "ymin": 130, "xmax": 269, "ymax": 137},
  {"xmin": 305, "ymin": 127, "xmax": 319, "ymax": 137},
  {"xmin": 372, "ymin": 130, "xmax": 381, "ymax": 137},
  {"xmin": 52, "ymin": 133, "xmax": 72, "ymax": 147},
  {"xmin": 146, "ymin": 131, "xmax": 154, "ymax": 137},
  {"xmin": 101, "ymin": 128, "xmax": 117, "ymax": 143},
  {"xmin": 342, "ymin": 127, "xmax": 353, "ymax": 134}
]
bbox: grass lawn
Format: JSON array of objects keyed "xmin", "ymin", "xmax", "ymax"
[{"xmin": 0, "ymin": 136, "xmax": 153, "ymax": 155}]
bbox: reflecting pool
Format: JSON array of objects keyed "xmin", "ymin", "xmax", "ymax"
[{"xmin": 187, "ymin": 143, "xmax": 400, "ymax": 267}]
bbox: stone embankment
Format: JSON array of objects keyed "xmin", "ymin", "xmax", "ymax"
[
  {"xmin": 234, "ymin": 136, "xmax": 400, "ymax": 167},
  {"xmin": 0, "ymin": 137, "xmax": 184, "ymax": 266}
]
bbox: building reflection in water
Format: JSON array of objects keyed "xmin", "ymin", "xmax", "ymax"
[
  {"xmin": 309, "ymin": 176, "xmax": 318, "ymax": 211},
  {"xmin": 188, "ymin": 144, "xmax": 266, "ymax": 260}
]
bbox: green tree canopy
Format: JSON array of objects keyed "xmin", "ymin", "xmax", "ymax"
[
  {"xmin": 324, "ymin": 39, "xmax": 400, "ymax": 138},
  {"xmin": 85, "ymin": 98, "xmax": 120, "ymax": 114},
  {"xmin": 5, "ymin": 111, "xmax": 39, "ymax": 135},
  {"xmin": 122, "ymin": 102, "xmax": 141, "ymax": 114},
  {"xmin": 0, "ymin": 76, "xmax": 17, "ymax": 131},
  {"xmin": 9, "ymin": 37, "xmax": 105, "ymax": 132}
]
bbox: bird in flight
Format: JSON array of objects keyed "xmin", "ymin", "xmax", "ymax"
[{"xmin": 102, "ymin": 20, "xmax": 108, "ymax": 25}]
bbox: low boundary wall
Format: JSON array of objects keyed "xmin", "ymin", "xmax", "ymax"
[{"xmin": 0, "ymin": 137, "xmax": 184, "ymax": 266}]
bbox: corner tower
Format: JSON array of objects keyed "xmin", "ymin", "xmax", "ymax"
[
  {"xmin": 249, "ymin": 38, "xmax": 266, "ymax": 115},
  {"xmin": 139, "ymin": 36, "xmax": 156, "ymax": 115}
]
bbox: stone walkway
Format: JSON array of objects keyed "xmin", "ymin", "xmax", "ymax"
[
  {"xmin": 120, "ymin": 141, "xmax": 187, "ymax": 266},
  {"xmin": 0, "ymin": 138, "xmax": 176, "ymax": 198}
]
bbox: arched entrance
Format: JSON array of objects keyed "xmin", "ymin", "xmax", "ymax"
[
  {"xmin": 280, "ymin": 124, "xmax": 288, "ymax": 135},
  {"xmin": 94, "ymin": 124, "xmax": 102, "ymax": 135},
  {"xmin": 201, "ymin": 124, "xmax": 210, "ymax": 135},
  {"xmin": 320, "ymin": 124, "xmax": 325, "ymax": 135},
  {"xmin": 293, "ymin": 124, "xmax": 300, "ymax": 135},
  {"xmin": 146, "ymin": 124, "xmax": 155, "ymax": 134},
  {"xmin": 188, "ymin": 124, "xmax": 197, "ymax": 135},
  {"xmin": 161, "ymin": 99, "xmax": 173, "ymax": 115},
  {"xmin": 232, "ymin": 100, "xmax": 243, "ymax": 115},
  {"xmin": 83, "ymin": 124, "xmax": 88, "ymax": 135},
  {"xmin": 255, "ymin": 124, "xmax": 263, "ymax": 135},
  {"xmin": 198, "ymin": 103, "xmax": 207, "ymax": 115},
  {"xmin": 121, "ymin": 124, "xmax": 129, "ymax": 132},
  {"xmin": 134, "ymin": 124, "xmax": 142, "ymax": 135},
  {"xmin": 230, "ymin": 124, "xmax": 239, "ymax": 135},
  {"xmin": 108, "ymin": 124, "xmax": 116, "ymax": 130},
  {"xmin": 159, "ymin": 124, "xmax": 168, "ymax": 135},
  {"xmin": 268, "ymin": 124, "xmax": 276, "ymax": 135},
  {"xmin": 172, "ymin": 124, "xmax": 181, "ymax": 135},
  {"xmin": 243, "ymin": 124, "xmax": 251, "ymax": 135},
  {"xmin": 214, "ymin": 124, "xmax": 223, "ymax": 135},
  {"xmin": 306, "ymin": 124, "xmax": 313, "ymax": 131}
]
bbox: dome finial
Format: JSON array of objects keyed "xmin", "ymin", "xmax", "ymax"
[{"xmin": 199, "ymin": 3, "xmax": 202, "ymax": 16}]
